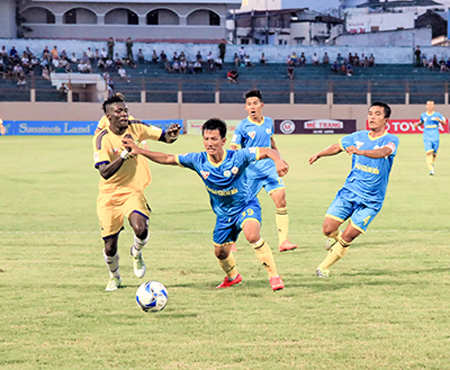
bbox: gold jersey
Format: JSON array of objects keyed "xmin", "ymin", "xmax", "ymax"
[{"xmin": 93, "ymin": 121, "xmax": 162, "ymax": 193}]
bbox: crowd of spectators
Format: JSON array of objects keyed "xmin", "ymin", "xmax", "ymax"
[{"xmin": 414, "ymin": 46, "xmax": 450, "ymax": 72}]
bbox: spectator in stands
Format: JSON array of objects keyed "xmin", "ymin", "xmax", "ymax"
[
  {"xmin": 287, "ymin": 66, "xmax": 294, "ymax": 80},
  {"xmin": 0, "ymin": 59, "xmax": 5, "ymax": 77},
  {"xmin": 21, "ymin": 53, "xmax": 30, "ymax": 74},
  {"xmin": 439, "ymin": 57, "xmax": 448, "ymax": 72},
  {"xmin": 124, "ymin": 57, "xmax": 136, "ymax": 69},
  {"xmin": 78, "ymin": 60, "xmax": 93, "ymax": 73},
  {"xmin": 286, "ymin": 54, "xmax": 293, "ymax": 66},
  {"xmin": 126, "ymin": 37, "xmax": 134, "ymax": 62},
  {"xmin": 24, "ymin": 46, "xmax": 33, "ymax": 58},
  {"xmin": 9, "ymin": 46, "xmax": 19, "ymax": 61},
  {"xmin": 299, "ymin": 52, "xmax": 306, "ymax": 66},
  {"xmin": 0, "ymin": 46, "xmax": 7, "ymax": 62},
  {"xmin": 348, "ymin": 53, "xmax": 353, "ymax": 65},
  {"xmin": 336, "ymin": 53, "xmax": 343, "ymax": 64},
  {"xmin": 239, "ymin": 46, "xmax": 245, "ymax": 64},
  {"xmin": 346, "ymin": 63, "xmax": 353, "ymax": 76},
  {"xmin": 260, "ymin": 53, "xmax": 267, "ymax": 66},
  {"xmin": 60, "ymin": 49, "xmax": 68, "ymax": 59},
  {"xmin": 180, "ymin": 59, "xmax": 187, "ymax": 73},
  {"xmin": 218, "ymin": 39, "xmax": 226, "ymax": 62},
  {"xmin": 86, "ymin": 47, "xmax": 94, "ymax": 61},
  {"xmin": 118, "ymin": 65, "xmax": 130, "ymax": 82},
  {"xmin": 30, "ymin": 55, "xmax": 39, "ymax": 69},
  {"xmin": 137, "ymin": 49, "xmax": 145, "ymax": 63},
  {"xmin": 422, "ymin": 54, "xmax": 427, "ymax": 67},
  {"xmin": 312, "ymin": 53, "xmax": 319, "ymax": 65},
  {"xmin": 151, "ymin": 50, "xmax": 158, "ymax": 64},
  {"xmin": 101, "ymin": 48, "xmax": 108, "ymax": 61},
  {"xmin": 51, "ymin": 46, "xmax": 58, "ymax": 59},
  {"xmin": 164, "ymin": 59, "xmax": 172, "ymax": 73},
  {"xmin": 206, "ymin": 51, "xmax": 214, "ymax": 64},
  {"xmin": 207, "ymin": 57, "xmax": 215, "ymax": 72},
  {"xmin": 179, "ymin": 51, "xmax": 187, "ymax": 62},
  {"xmin": 13, "ymin": 63, "xmax": 24, "ymax": 78},
  {"xmin": 103, "ymin": 71, "xmax": 114, "ymax": 93},
  {"xmin": 187, "ymin": 60, "xmax": 196, "ymax": 74},
  {"xmin": 107, "ymin": 37, "xmax": 115, "ymax": 60},
  {"xmin": 59, "ymin": 57, "xmax": 72, "ymax": 73},
  {"xmin": 196, "ymin": 51, "xmax": 203, "ymax": 63},
  {"xmin": 194, "ymin": 60, "xmax": 203, "ymax": 73},
  {"xmin": 114, "ymin": 53, "xmax": 124, "ymax": 69},
  {"xmin": 362, "ymin": 56, "xmax": 370, "ymax": 68},
  {"xmin": 52, "ymin": 56, "xmax": 60, "ymax": 70},
  {"xmin": 323, "ymin": 52, "xmax": 330, "ymax": 64},
  {"xmin": 81, "ymin": 52, "xmax": 90, "ymax": 64},
  {"xmin": 172, "ymin": 51, "xmax": 179, "ymax": 62},
  {"xmin": 432, "ymin": 55, "xmax": 439, "ymax": 68},
  {"xmin": 215, "ymin": 56, "xmax": 223, "ymax": 70},
  {"xmin": 160, "ymin": 50, "xmax": 167, "ymax": 63},
  {"xmin": 172, "ymin": 59, "xmax": 180, "ymax": 73},
  {"xmin": 42, "ymin": 46, "xmax": 50, "ymax": 58},
  {"xmin": 94, "ymin": 49, "xmax": 100, "ymax": 64},
  {"xmin": 446, "ymin": 58, "xmax": 450, "ymax": 70},
  {"xmin": 353, "ymin": 53, "xmax": 360, "ymax": 67},
  {"xmin": 59, "ymin": 82, "xmax": 69, "ymax": 96},
  {"xmin": 17, "ymin": 72, "xmax": 26, "ymax": 88},
  {"xmin": 42, "ymin": 66, "xmax": 50, "ymax": 80},
  {"xmin": 428, "ymin": 58, "xmax": 434, "ymax": 71},
  {"xmin": 227, "ymin": 68, "xmax": 238, "ymax": 83},
  {"xmin": 340, "ymin": 63, "xmax": 347, "ymax": 75},
  {"xmin": 291, "ymin": 52, "xmax": 298, "ymax": 66},
  {"xmin": 369, "ymin": 54, "xmax": 375, "ymax": 67},
  {"xmin": 414, "ymin": 46, "xmax": 422, "ymax": 67},
  {"xmin": 244, "ymin": 54, "xmax": 254, "ymax": 68},
  {"xmin": 331, "ymin": 61, "xmax": 339, "ymax": 73},
  {"xmin": 234, "ymin": 53, "xmax": 240, "ymax": 67}
]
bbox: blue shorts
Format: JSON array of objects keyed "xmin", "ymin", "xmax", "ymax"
[
  {"xmin": 325, "ymin": 189, "xmax": 381, "ymax": 233},
  {"xmin": 424, "ymin": 139, "xmax": 439, "ymax": 154},
  {"xmin": 248, "ymin": 172, "xmax": 285, "ymax": 196},
  {"xmin": 213, "ymin": 198, "xmax": 262, "ymax": 245}
]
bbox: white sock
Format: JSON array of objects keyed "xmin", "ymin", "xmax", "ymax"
[
  {"xmin": 103, "ymin": 250, "xmax": 120, "ymax": 279},
  {"xmin": 131, "ymin": 234, "xmax": 149, "ymax": 257}
]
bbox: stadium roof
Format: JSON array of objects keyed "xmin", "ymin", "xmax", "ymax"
[
  {"xmin": 32, "ymin": 0, "xmax": 241, "ymax": 3},
  {"xmin": 357, "ymin": 0, "xmax": 443, "ymax": 8}
]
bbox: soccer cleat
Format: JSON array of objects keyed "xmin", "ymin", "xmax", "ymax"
[
  {"xmin": 316, "ymin": 268, "xmax": 330, "ymax": 278},
  {"xmin": 105, "ymin": 277, "xmax": 122, "ymax": 291},
  {"xmin": 429, "ymin": 171, "xmax": 435, "ymax": 176},
  {"xmin": 278, "ymin": 239, "xmax": 297, "ymax": 252},
  {"xmin": 130, "ymin": 247, "xmax": 146, "ymax": 278},
  {"xmin": 230, "ymin": 243, "xmax": 237, "ymax": 252},
  {"xmin": 269, "ymin": 276, "xmax": 285, "ymax": 291},
  {"xmin": 216, "ymin": 273, "xmax": 242, "ymax": 289}
]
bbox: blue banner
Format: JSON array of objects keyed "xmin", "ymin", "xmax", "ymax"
[{"xmin": 1, "ymin": 119, "xmax": 183, "ymax": 136}]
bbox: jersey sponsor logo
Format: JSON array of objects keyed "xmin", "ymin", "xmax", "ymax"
[
  {"xmin": 231, "ymin": 166, "xmax": 239, "ymax": 175},
  {"xmin": 265, "ymin": 128, "xmax": 271, "ymax": 135},
  {"xmin": 248, "ymin": 131, "xmax": 256, "ymax": 139},
  {"xmin": 111, "ymin": 147, "xmax": 120, "ymax": 156},
  {"xmin": 200, "ymin": 170, "xmax": 210, "ymax": 180},
  {"xmin": 223, "ymin": 170, "xmax": 231, "ymax": 177},
  {"xmin": 206, "ymin": 185, "xmax": 238, "ymax": 196},
  {"xmin": 232, "ymin": 134, "xmax": 238, "ymax": 143},
  {"xmin": 249, "ymin": 147, "xmax": 257, "ymax": 154},
  {"xmin": 355, "ymin": 163, "xmax": 379, "ymax": 175},
  {"xmin": 355, "ymin": 141, "xmax": 364, "ymax": 149},
  {"xmin": 280, "ymin": 120, "xmax": 296, "ymax": 134}
]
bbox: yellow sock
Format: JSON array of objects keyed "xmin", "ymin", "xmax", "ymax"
[
  {"xmin": 217, "ymin": 253, "xmax": 238, "ymax": 279},
  {"xmin": 252, "ymin": 238, "xmax": 278, "ymax": 278},
  {"xmin": 276, "ymin": 207, "xmax": 289, "ymax": 245},
  {"xmin": 426, "ymin": 155, "xmax": 434, "ymax": 171},
  {"xmin": 318, "ymin": 237, "xmax": 351, "ymax": 269},
  {"xmin": 324, "ymin": 230, "xmax": 340, "ymax": 240}
]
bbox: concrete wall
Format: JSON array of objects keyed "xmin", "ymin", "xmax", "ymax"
[
  {"xmin": 0, "ymin": 101, "xmax": 439, "ymax": 132},
  {"xmin": 0, "ymin": 0, "xmax": 17, "ymax": 39}
]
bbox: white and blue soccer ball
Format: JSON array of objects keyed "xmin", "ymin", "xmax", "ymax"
[{"xmin": 136, "ymin": 281, "xmax": 168, "ymax": 312}]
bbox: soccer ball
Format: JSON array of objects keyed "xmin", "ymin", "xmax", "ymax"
[{"xmin": 136, "ymin": 281, "xmax": 168, "ymax": 312}]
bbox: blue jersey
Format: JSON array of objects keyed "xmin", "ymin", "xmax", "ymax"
[
  {"xmin": 420, "ymin": 111, "xmax": 445, "ymax": 141},
  {"xmin": 339, "ymin": 130, "xmax": 399, "ymax": 205},
  {"xmin": 176, "ymin": 148, "xmax": 260, "ymax": 218},
  {"xmin": 231, "ymin": 116, "xmax": 275, "ymax": 179}
]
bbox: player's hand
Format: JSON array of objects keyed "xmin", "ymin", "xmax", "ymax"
[
  {"xmin": 346, "ymin": 145, "xmax": 361, "ymax": 155},
  {"xmin": 308, "ymin": 154, "xmax": 319, "ymax": 165},
  {"xmin": 122, "ymin": 137, "xmax": 140, "ymax": 155},
  {"xmin": 167, "ymin": 124, "xmax": 181, "ymax": 139},
  {"xmin": 276, "ymin": 160, "xmax": 289, "ymax": 177}
]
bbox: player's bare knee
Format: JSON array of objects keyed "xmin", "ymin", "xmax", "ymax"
[
  {"xmin": 215, "ymin": 247, "xmax": 230, "ymax": 260},
  {"xmin": 104, "ymin": 239, "xmax": 118, "ymax": 256},
  {"xmin": 133, "ymin": 225, "xmax": 148, "ymax": 240},
  {"xmin": 322, "ymin": 227, "xmax": 337, "ymax": 237}
]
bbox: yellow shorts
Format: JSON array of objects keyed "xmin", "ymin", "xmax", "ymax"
[{"xmin": 97, "ymin": 189, "xmax": 151, "ymax": 238}]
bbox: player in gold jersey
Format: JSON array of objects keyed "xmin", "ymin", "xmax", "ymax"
[{"xmin": 93, "ymin": 93, "xmax": 180, "ymax": 291}]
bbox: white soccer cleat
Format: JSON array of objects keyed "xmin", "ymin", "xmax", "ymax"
[
  {"xmin": 105, "ymin": 277, "xmax": 122, "ymax": 291},
  {"xmin": 131, "ymin": 247, "xmax": 146, "ymax": 278}
]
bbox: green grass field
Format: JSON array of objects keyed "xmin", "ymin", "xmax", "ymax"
[{"xmin": 1, "ymin": 133, "xmax": 449, "ymax": 370}]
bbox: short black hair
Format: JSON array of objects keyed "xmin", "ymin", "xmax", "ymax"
[
  {"xmin": 101, "ymin": 93, "xmax": 125, "ymax": 113},
  {"xmin": 202, "ymin": 118, "xmax": 227, "ymax": 139},
  {"xmin": 370, "ymin": 101, "xmax": 391, "ymax": 119},
  {"xmin": 244, "ymin": 89, "xmax": 262, "ymax": 102}
]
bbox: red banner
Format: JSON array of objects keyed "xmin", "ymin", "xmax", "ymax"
[{"xmin": 365, "ymin": 119, "xmax": 449, "ymax": 134}]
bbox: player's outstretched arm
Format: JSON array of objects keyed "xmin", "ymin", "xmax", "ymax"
[
  {"xmin": 309, "ymin": 143, "xmax": 342, "ymax": 165},
  {"xmin": 346, "ymin": 144, "xmax": 394, "ymax": 159},
  {"xmin": 122, "ymin": 138, "xmax": 177, "ymax": 165},
  {"xmin": 258, "ymin": 147, "xmax": 288, "ymax": 177},
  {"xmin": 414, "ymin": 120, "xmax": 424, "ymax": 128}
]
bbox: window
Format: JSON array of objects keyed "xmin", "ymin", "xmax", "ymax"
[
  {"xmin": 64, "ymin": 10, "xmax": 76, "ymax": 24},
  {"xmin": 241, "ymin": 39, "xmax": 249, "ymax": 44},
  {"xmin": 128, "ymin": 10, "xmax": 138, "ymax": 25},
  {"xmin": 147, "ymin": 10, "xmax": 158, "ymax": 25},
  {"xmin": 209, "ymin": 11, "xmax": 220, "ymax": 26}
]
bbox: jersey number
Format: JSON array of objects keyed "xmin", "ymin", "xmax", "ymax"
[
  {"xmin": 242, "ymin": 208, "xmax": 254, "ymax": 218},
  {"xmin": 363, "ymin": 216, "xmax": 371, "ymax": 226}
]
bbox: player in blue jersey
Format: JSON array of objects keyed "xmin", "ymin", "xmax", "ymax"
[
  {"xmin": 230, "ymin": 89, "xmax": 297, "ymax": 253},
  {"xmin": 414, "ymin": 100, "xmax": 446, "ymax": 175},
  {"xmin": 309, "ymin": 102, "xmax": 399, "ymax": 278},
  {"xmin": 122, "ymin": 118, "xmax": 287, "ymax": 291}
]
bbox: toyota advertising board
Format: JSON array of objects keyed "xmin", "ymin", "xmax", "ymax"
[
  {"xmin": 365, "ymin": 119, "xmax": 449, "ymax": 134},
  {"xmin": 274, "ymin": 119, "xmax": 357, "ymax": 135}
]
